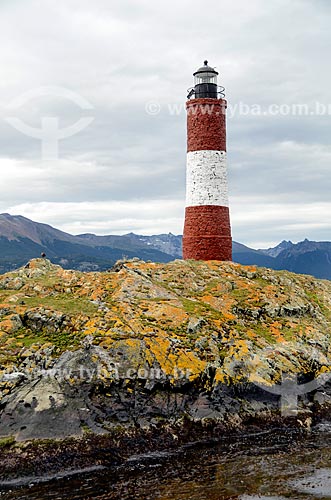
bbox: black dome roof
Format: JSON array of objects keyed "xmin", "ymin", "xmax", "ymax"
[{"xmin": 193, "ymin": 60, "xmax": 218, "ymax": 76}]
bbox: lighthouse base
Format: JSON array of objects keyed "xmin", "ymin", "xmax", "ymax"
[{"xmin": 183, "ymin": 205, "xmax": 232, "ymax": 261}]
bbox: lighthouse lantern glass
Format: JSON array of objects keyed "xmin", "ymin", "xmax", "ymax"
[
  {"xmin": 194, "ymin": 72, "xmax": 217, "ymax": 86},
  {"xmin": 193, "ymin": 62, "xmax": 219, "ymax": 99}
]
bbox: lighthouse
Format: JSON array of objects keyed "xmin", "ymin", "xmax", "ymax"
[{"xmin": 182, "ymin": 61, "xmax": 232, "ymax": 261}]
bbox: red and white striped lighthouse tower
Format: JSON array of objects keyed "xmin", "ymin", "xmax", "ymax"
[{"xmin": 183, "ymin": 61, "xmax": 232, "ymax": 261}]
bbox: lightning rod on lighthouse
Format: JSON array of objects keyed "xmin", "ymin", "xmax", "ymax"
[{"xmin": 182, "ymin": 61, "xmax": 232, "ymax": 261}]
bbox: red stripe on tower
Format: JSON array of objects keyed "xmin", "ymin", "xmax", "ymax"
[{"xmin": 183, "ymin": 61, "xmax": 232, "ymax": 261}]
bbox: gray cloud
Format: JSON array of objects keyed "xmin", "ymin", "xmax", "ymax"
[{"xmin": 0, "ymin": 0, "xmax": 329, "ymax": 248}]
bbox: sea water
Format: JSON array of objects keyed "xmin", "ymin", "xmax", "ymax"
[{"xmin": 1, "ymin": 426, "xmax": 331, "ymax": 499}]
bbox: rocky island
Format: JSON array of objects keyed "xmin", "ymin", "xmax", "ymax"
[{"xmin": 0, "ymin": 258, "xmax": 330, "ymax": 483}]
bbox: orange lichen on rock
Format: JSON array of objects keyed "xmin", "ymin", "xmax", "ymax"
[{"xmin": 0, "ymin": 258, "xmax": 330, "ymax": 389}]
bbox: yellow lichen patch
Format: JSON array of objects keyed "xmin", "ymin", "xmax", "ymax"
[
  {"xmin": 147, "ymin": 332, "xmax": 206, "ymax": 383},
  {"xmin": 90, "ymin": 288, "xmax": 106, "ymax": 301},
  {"xmin": 222, "ymin": 312, "xmax": 236, "ymax": 321},
  {"xmin": 83, "ymin": 319, "xmax": 102, "ymax": 337},
  {"xmin": 0, "ymin": 315, "xmax": 21, "ymax": 334},
  {"xmin": 141, "ymin": 301, "xmax": 188, "ymax": 326},
  {"xmin": 147, "ymin": 334, "xmax": 172, "ymax": 374},
  {"xmin": 317, "ymin": 365, "xmax": 331, "ymax": 376},
  {"xmin": 219, "ymin": 296, "xmax": 236, "ymax": 315},
  {"xmin": 172, "ymin": 350, "xmax": 207, "ymax": 382},
  {"xmin": 124, "ymin": 338, "xmax": 142, "ymax": 349},
  {"xmin": 248, "ymin": 371, "xmax": 274, "ymax": 386},
  {"xmin": 228, "ymin": 339, "xmax": 250, "ymax": 360},
  {"xmin": 108, "ymin": 338, "xmax": 147, "ymax": 374},
  {"xmin": 200, "ymin": 294, "xmax": 222, "ymax": 310},
  {"xmin": 245, "ymin": 329, "xmax": 259, "ymax": 341},
  {"xmin": 214, "ymin": 368, "xmax": 227, "ymax": 384},
  {"xmin": 245, "ymin": 265, "xmax": 258, "ymax": 273}
]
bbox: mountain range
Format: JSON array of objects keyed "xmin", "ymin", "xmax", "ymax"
[{"xmin": 0, "ymin": 213, "xmax": 330, "ymax": 279}]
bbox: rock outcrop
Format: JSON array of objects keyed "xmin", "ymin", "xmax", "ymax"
[{"xmin": 0, "ymin": 258, "xmax": 330, "ymax": 459}]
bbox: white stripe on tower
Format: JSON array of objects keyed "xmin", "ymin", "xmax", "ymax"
[{"xmin": 186, "ymin": 150, "xmax": 229, "ymax": 207}]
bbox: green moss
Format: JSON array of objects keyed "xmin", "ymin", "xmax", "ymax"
[
  {"xmin": 5, "ymin": 326, "xmax": 85, "ymax": 353},
  {"xmin": 0, "ymin": 436, "xmax": 15, "ymax": 449},
  {"xmin": 81, "ymin": 423, "xmax": 92, "ymax": 434},
  {"xmin": 181, "ymin": 298, "xmax": 199, "ymax": 314},
  {"xmin": 12, "ymin": 330, "xmax": 44, "ymax": 347},
  {"xmin": 0, "ymin": 290, "xmax": 19, "ymax": 300},
  {"xmin": 249, "ymin": 324, "xmax": 275, "ymax": 344},
  {"xmin": 22, "ymin": 294, "xmax": 98, "ymax": 315},
  {"xmin": 231, "ymin": 288, "xmax": 250, "ymax": 300},
  {"xmin": 254, "ymin": 277, "xmax": 270, "ymax": 287},
  {"xmin": 305, "ymin": 291, "xmax": 330, "ymax": 319}
]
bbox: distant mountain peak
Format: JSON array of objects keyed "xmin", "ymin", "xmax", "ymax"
[
  {"xmin": 259, "ymin": 240, "xmax": 294, "ymax": 258},
  {"xmin": 280, "ymin": 239, "xmax": 293, "ymax": 245}
]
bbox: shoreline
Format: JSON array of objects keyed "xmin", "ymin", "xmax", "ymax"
[{"xmin": 0, "ymin": 409, "xmax": 324, "ymax": 488}]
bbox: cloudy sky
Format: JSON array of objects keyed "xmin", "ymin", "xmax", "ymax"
[{"xmin": 0, "ymin": 0, "xmax": 330, "ymax": 248}]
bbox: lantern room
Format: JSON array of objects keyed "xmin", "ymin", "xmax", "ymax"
[{"xmin": 187, "ymin": 60, "xmax": 224, "ymax": 99}]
